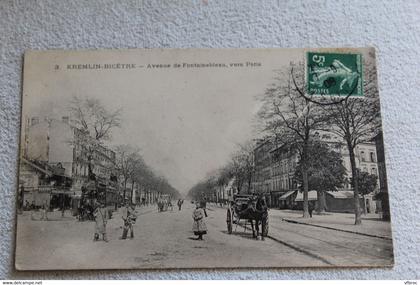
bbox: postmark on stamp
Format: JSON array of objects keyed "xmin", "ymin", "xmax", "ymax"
[{"xmin": 307, "ymin": 52, "xmax": 363, "ymax": 96}]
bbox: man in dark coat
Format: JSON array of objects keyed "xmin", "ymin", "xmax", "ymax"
[
  {"xmin": 177, "ymin": 199, "xmax": 184, "ymax": 211},
  {"xmin": 121, "ymin": 202, "xmax": 137, "ymax": 239},
  {"xmin": 308, "ymin": 201, "xmax": 315, "ymax": 218}
]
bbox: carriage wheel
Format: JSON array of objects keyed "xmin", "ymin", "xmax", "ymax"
[
  {"xmin": 263, "ymin": 215, "xmax": 269, "ymax": 237},
  {"xmin": 226, "ymin": 209, "xmax": 233, "ymax": 234}
]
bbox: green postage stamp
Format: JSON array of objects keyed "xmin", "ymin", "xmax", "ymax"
[{"xmin": 307, "ymin": 52, "xmax": 363, "ymax": 96}]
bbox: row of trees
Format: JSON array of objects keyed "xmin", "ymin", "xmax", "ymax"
[
  {"xmin": 187, "ymin": 142, "xmax": 255, "ymax": 202},
  {"xmin": 257, "ymin": 51, "xmax": 381, "ymax": 224},
  {"xmin": 189, "ymin": 51, "xmax": 380, "ymax": 225},
  {"xmin": 189, "ymin": 136, "xmax": 377, "ymax": 216},
  {"xmin": 114, "ymin": 144, "xmax": 179, "ymax": 201},
  {"xmin": 69, "ymin": 96, "xmax": 180, "ymax": 202}
]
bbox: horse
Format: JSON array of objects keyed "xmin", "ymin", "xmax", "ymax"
[{"xmin": 238, "ymin": 195, "xmax": 268, "ymax": 240}]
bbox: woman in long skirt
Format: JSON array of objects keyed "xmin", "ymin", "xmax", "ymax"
[
  {"xmin": 192, "ymin": 203, "xmax": 207, "ymax": 240},
  {"xmin": 93, "ymin": 203, "xmax": 108, "ymax": 242}
]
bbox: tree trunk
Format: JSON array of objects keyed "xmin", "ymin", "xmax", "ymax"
[
  {"xmin": 301, "ymin": 141, "xmax": 310, "ymax": 218},
  {"xmin": 316, "ymin": 190, "xmax": 327, "ymax": 213},
  {"xmin": 247, "ymin": 175, "xmax": 252, "ymax": 194},
  {"xmin": 302, "ymin": 167, "xmax": 310, "ymax": 218},
  {"xmin": 123, "ymin": 179, "xmax": 127, "ymax": 202},
  {"xmin": 131, "ymin": 182, "xmax": 135, "ymax": 204},
  {"xmin": 348, "ymin": 141, "xmax": 362, "ymax": 225}
]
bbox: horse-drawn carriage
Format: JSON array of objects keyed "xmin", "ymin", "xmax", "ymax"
[
  {"xmin": 226, "ymin": 194, "xmax": 269, "ymax": 240},
  {"xmin": 77, "ymin": 177, "xmax": 119, "ymax": 221}
]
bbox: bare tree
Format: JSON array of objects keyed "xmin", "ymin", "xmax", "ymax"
[
  {"xmin": 68, "ymin": 96, "xmax": 121, "ymax": 178},
  {"xmin": 289, "ymin": 51, "xmax": 381, "ymax": 224},
  {"xmin": 188, "ymin": 142, "xmax": 255, "ymax": 202},
  {"xmin": 131, "ymin": 161, "xmax": 180, "ymax": 202},
  {"xmin": 213, "ymin": 141, "xmax": 256, "ymax": 195},
  {"xmin": 232, "ymin": 141, "xmax": 255, "ymax": 194},
  {"xmin": 69, "ymin": 96, "xmax": 121, "ymax": 141},
  {"xmin": 258, "ymin": 62, "xmax": 326, "ymax": 218},
  {"xmin": 115, "ymin": 145, "xmax": 142, "ymax": 202},
  {"xmin": 319, "ymin": 53, "xmax": 381, "ymax": 225},
  {"xmin": 216, "ymin": 165, "xmax": 234, "ymax": 199}
]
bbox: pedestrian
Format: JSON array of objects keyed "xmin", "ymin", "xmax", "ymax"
[
  {"xmin": 168, "ymin": 200, "xmax": 173, "ymax": 211},
  {"xmin": 61, "ymin": 202, "xmax": 66, "ymax": 218},
  {"xmin": 192, "ymin": 202, "xmax": 207, "ymax": 240},
  {"xmin": 177, "ymin": 199, "xmax": 184, "ymax": 211},
  {"xmin": 200, "ymin": 200, "xmax": 208, "ymax": 217},
  {"xmin": 308, "ymin": 201, "xmax": 315, "ymax": 218},
  {"xmin": 93, "ymin": 202, "xmax": 108, "ymax": 242},
  {"xmin": 40, "ymin": 200, "xmax": 48, "ymax": 221},
  {"xmin": 157, "ymin": 199, "xmax": 162, "ymax": 212},
  {"xmin": 121, "ymin": 202, "xmax": 137, "ymax": 239}
]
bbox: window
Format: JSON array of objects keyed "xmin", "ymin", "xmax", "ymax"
[
  {"xmin": 370, "ymin": 152, "xmax": 376, "ymax": 162},
  {"xmin": 371, "ymin": 168, "xmax": 377, "ymax": 175},
  {"xmin": 360, "ymin": 151, "xmax": 366, "ymax": 162}
]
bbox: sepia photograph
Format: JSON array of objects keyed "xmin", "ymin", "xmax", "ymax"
[{"xmin": 15, "ymin": 48, "xmax": 393, "ymax": 270}]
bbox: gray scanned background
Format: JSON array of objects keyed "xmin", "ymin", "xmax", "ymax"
[{"xmin": 0, "ymin": 0, "xmax": 419, "ymax": 280}]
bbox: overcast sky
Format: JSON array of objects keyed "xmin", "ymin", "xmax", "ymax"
[{"xmin": 22, "ymin": 49, "xmax": 303, "ymax": 193}]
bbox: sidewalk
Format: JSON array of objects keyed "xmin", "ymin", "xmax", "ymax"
[{"xmin": 271, "ymin": 209, "xmax": 393, "ymax": 239}]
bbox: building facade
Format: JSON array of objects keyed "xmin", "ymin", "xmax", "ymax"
[
  {"xmin": 316, "ymin": 131, "xmax": 380, "ymax": 213},
  {"xmin": 24, "ymin": 116, "xmax": 116, "ymax": 193},
  {"xmin": 252, "ymin": 131, "xmax": 380, "ymax": 212},
  {"xmin": 269, "ymin": 144, "xmax": 299, "ymax": 207},
  {"xmin": 252, "ymin": 140, "xmax": 274, "ymax": 194}
]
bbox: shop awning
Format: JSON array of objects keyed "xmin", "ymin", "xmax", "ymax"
[
  {"xmin": 326, "ymin": 190, "xmax": 354, "ymax": 199},
  {"xmin": 21, "ymin": 158, "xmax": 52, "ymax": 176},
  {"xmin": 295, "ymin": 190, "xmax": 317, "ymax": 201},
  {"xmin": 279, "ymin": 190, "xmax": 296, "ymax": 200}
]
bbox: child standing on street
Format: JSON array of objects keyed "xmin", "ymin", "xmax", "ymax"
[{"xmin": 192, "ymin": 202, "xmax": 207, "ymax": 240}]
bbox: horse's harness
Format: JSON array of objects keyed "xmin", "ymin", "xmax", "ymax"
[{"xmin": 236, "ymin": 196, "xmax": 267, "ymax": 218}]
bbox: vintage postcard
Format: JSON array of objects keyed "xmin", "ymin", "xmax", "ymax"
[{"xmin": 16, "ymin": 48, "xmax": 393, "ymax": 270}]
